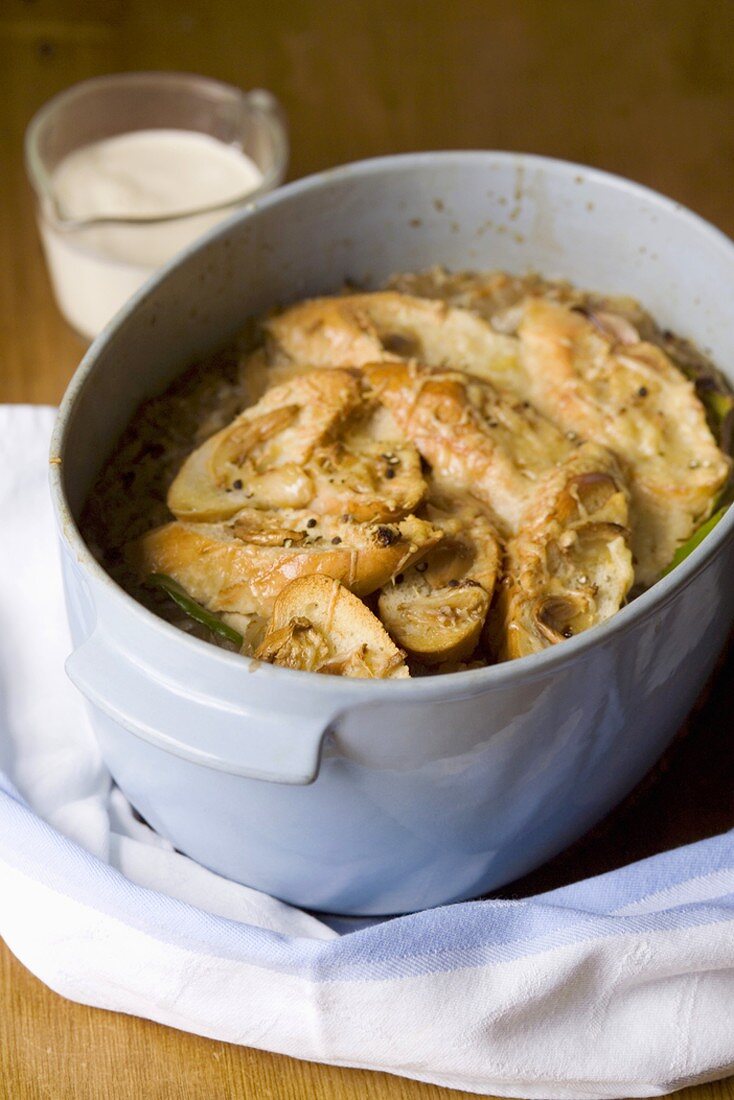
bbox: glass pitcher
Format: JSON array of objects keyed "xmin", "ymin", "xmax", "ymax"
[{"xmin": 25, "ymin": 72, "xmax": 289, "ymax": 339}]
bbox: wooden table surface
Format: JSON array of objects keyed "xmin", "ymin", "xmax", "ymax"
[{"xmin": 2, "ymin": 1, "xmax": 734, "ymax": 1097}]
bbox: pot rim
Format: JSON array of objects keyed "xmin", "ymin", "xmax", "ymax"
[{"xmin": 49, "ymin": 149, "xmax": 734, "ymax": 702}]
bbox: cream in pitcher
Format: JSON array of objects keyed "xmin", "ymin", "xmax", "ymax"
[
  {"xmin": 41, "ymin": 130, "xmax": 264, "ymax": 340},
  {"xmin": 25, "ymin": 73, "xmax": 289, "ymax": 340}
]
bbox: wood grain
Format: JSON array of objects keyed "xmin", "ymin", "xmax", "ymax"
[{"xmin": 1, "ymin": 1, "xmax": 733, "ymax": 1097}]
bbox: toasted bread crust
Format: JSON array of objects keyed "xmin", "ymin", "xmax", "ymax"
[
  {"xmin": 266, "ymin": 290, "xmax": 521, "ymax": 385},
  {"xmin": 379, "ymin": 487, "xmax": 500, "ymax": 664},
  {"xmin": 257, "ymin": 575, "xmax": 409, "ymax": 678},
  {"xmin": 128, "ymin": 510, "xmax": 441, "ymax": 617},
  {"xmin": 364, "ymin": 361, "xmax": 572, "ymax": 534},
  {"xmin": 104, "ymin": 276, "xmax": 731, "ymax": 673},
  {"xmin": 519, "ymin": 298, "xmax": 730, "ymax": 583},
  {"xmin": 168, "ymin": 369, "xmax": 362, "ymax": 522},
  {"xmin": 489, "ymin": 443, "xmax": 634, "ymax": 660},
  {"xmin": 167, "ymin": 366, "xmax": 429, "ymax": 525}
]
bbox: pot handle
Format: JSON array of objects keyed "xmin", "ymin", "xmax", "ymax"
[{"xmin": 65, "ymin": 633, "xmax": 338, "ymax": 785}]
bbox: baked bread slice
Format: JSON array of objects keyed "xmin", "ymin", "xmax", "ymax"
[
  {"xmin": 256, "ymin": 575, "xmax": 409, "ymax": 678},
  {"xmin": 128, "ymin": 509, "xmax": 441, "ymax": 617},
  {"xmin": 167, "ymin": 369, "xmax": 362, "ymax": 522},
  {"xmin": 489, "ymin": 443, "xmax": 634, "ymax": 660},
  {"xmin": 379, "ymin": 488, "xmax": 500, "ymax": 664},
  {"xmin": 303, "ymin": 436, "xmax": 425, "ymax": 521},
  {"xmin": 167, "ymin": 366, "xmax": 425, "ymax": 525},
  {"xmin": 364, "ymin": 361, "xmax": 572, "ymax": 534},
  {"xmin": 519, "ymin": 297, "xmax": 730, "ymax": 583},
  {"xmin": 266, "ymin": 291, "xmax": 522, "ymax": 388}
]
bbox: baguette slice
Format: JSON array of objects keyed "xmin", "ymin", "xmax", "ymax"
[
  {"xmin": 519, "ymin": 297, "xmax": 730, "ymax": 583},
  {"xmin": 128, "ymin": 510, "xmax": 441, "ymax": 617},
  {"xmin": 304, "ymin": 436, "xmax": 425, "ymax": 521},
  {"xmin": 490, "ymin": 443, "xmax": 634, "ymax": 660},
  {"xmin": 167, "ymin": 369, "xmax": 362, "ymax": 522},
  {"xmin": 257, "ymin": 575, "xmax": 409, "ymax": 678},
  {"xmin": 379, "ymin": 490, "xmax": 500, "ymax": 665},
  {"xmin": 266, "ymin": 291, "xmax": 522, "ymax": 388},
  {"xmin": 364, "ymin": 361, "xmax": 572, "ymax": 535}
]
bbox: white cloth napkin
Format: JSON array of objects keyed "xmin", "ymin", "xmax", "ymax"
[{"xmin": 1, "ymin": 404, "xmax": 733, "ymax": 1100}]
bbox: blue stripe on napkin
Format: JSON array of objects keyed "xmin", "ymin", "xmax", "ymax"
[{"xmin": 1, "ymin": 778, "xmax": 732, "ymax": 983}]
